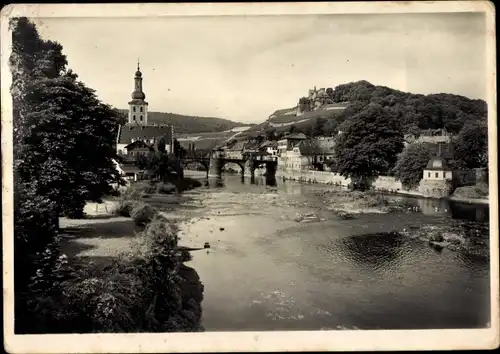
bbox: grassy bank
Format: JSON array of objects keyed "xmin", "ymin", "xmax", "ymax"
[
  {"xmin": 42, "ymin": 179, "xmax": 205, "ymax": 333},
  {"xmin": 450, "ymin": 183, "xmax": 489, "ymax": 204},
  {"xmin": 315, "ymin": 190, "xmax": 417, "ymax": 216}
]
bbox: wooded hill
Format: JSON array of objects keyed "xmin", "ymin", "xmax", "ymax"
[
  {"xmin": 249, "ymin": 80, "xmax": 488, "ymax": 138},
  {"xmin": 118, "ymin": 109, "xmax": 252, "ymax": 134}
]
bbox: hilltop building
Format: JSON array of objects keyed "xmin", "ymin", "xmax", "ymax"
[
  {"xmin": 116, "ymin": 61, "xmax": 175, "ymax": 157},
  {"xmin": 296, "ymin": 86, "xmax": 348, "ymax": 116}
]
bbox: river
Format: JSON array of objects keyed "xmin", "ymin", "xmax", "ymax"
[{"xmin": 175, "ymin": 171, "xmax": 491, "ymax": 331}]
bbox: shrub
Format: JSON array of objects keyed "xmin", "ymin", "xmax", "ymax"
[
  {"xmin": 131, "ymin": 203, "xmax": 157, "ymax": 226},
  {"xmin": 180, "ymin": 249, "xmax": 193, "ymax": 263},
  {"xmin": 156, "ymin": 183, "xmax": 176, "ymax": 194},
  {"xmin": 115, "ymin": 200, "xmax": 138, "ymax": 217},
  {"xmin": 178, "ymin": 177, "xmax": 203, "ymax": 192},
  {"xmin": 453, "ymin": 184, "xmax": 489, "ymax": 199},
  {"xmin": 365, "ymin": 194, "xmax": 389, "ymax": 207}
]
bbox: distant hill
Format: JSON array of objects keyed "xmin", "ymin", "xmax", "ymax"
[
  {"xmin": 250, "ymin": 80, "xmax": 487, "ymax": 138},
  {"xmin": 118, "ymin": 109, "xmax": 254, "ymax": 134}
]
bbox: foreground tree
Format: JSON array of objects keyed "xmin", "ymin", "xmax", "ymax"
[
  {"xmin": 11, "ymin": 17, "xmax": 125, "ymax": 332},
  {"xmin": 393, "ymin": 143, "xmax": 431, "ymax": 189},
  {"xmin": 334, "ymin": 103, "xmax": 404, "ymax": 189},
  {"xmin": 453, "ymin": 121, "xmax": 488, "ymax": 169},
  {"xmin": 11, "ymin": 18, "xmax": 124, "ymax": 218}
]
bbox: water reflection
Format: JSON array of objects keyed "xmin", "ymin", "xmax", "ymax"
[
  {"xmin": 206, "ymin": 178, "xmax": 225, "ymax": 189},
  {"xmin": 449, "ymin": 201, "xmax": 489, "ymax": 223},
  {"xmin": 417, "ymin": 198, "xmax": 452, "ymax": 217},
  {"xmin": 265, "ymin": 175, "xmax": 277, "ymax": 187},
  {"xmin": 370, "ymin": 194, "xmax": 489, "ymax": 222}
]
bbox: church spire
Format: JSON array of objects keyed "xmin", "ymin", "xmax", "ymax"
[
  {"xmin": 128, "ymin": 61, "xmax": 148, "ymax": 125},
  {"xmin": 132, "ymin": 61, "xmax": 145, "ymax": 100}
]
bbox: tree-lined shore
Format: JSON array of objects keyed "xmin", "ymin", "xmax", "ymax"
[{"xmin": 11, "ymin": 17, "xmax": 203, "ymax": 334}]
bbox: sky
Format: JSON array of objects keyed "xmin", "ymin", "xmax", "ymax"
[{"xmin": 34, "ymin": 12, "xmax": 487, "ymax": 124}]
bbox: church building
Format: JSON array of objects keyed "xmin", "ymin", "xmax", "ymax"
[{"xmin": 116, "ymin": 61, "xmax": 175, "ymax": 156}]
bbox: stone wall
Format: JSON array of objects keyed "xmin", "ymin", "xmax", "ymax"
[
  {"xmin": 419, "ymin": 179, "xmax": 454, "ymax": 198},
  {"xmin": 276, "ymin": 170, "xmax": 423, "ymax": 196},
  {"xmin": 276, "ymin": 169, "xmax": 351, "ymax": 186}
]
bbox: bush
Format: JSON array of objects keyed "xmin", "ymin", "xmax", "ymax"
[
  {"xmin": 156, "ymin": 183, "xmax": 176, "ymax": 194},
  {"xmin": 365, "ymin": 194, "xmax": 389, "ymax": 207},
  {"xmin": 453, "ymin": 184, "xmax": 489, "ymax": 199},
  {"xmin": 180, "ymin": 249, "xmax": 193, "ymax": 263},
  {"xmin": 131, "ymin": 203, "xmax": 157, "ymax": 226},
  {"xmin": 178, "ymin": 177, "xmax": 202, "ymax": 192},
  {"xmin": 115, "ymin": 200, "xmax": 138, "ymax": 217}
]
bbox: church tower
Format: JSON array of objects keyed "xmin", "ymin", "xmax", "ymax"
[{"xmin": 128, "ymin": 60, "xmax": 148, "ymax": 125}]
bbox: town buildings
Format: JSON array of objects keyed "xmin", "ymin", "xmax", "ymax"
[
  {"xmin": 404, "ymin": 128, "xmax": 454, "ymax": 160},
  {"xmin": 277, "ymin": 135, "xmax": 336, "ymax": 171}
]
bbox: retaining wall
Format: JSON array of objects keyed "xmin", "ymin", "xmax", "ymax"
[{"xmin": 276, "ymin": 169, "xmax": 423, "ymax": 196}]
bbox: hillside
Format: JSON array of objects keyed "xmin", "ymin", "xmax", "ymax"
[
  {"xmin": 176, "ymin": 131, "xmax": 239, "ymax": 152},
  {"xmin": 118, "ymin": 109, "xmax": 253, "ymax": 134},
  {"xmin": 254, "ymin": 80, "xmax": 487, "ymax": 138}
]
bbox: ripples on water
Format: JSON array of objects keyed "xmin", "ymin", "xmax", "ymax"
[{"xmin": 180, "ymin": 173, "xmax": 491, "ymax": 331}]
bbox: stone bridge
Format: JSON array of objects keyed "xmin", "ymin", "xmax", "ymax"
[{"xmin": 182, "ymin": 150, "xmax": 278, "ymax": 179}]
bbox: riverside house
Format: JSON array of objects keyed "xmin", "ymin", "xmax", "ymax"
[
  {"xmin": 277, "ymin": 133, "xmax": 308, "ymax": 170},
  {"xmin": 278, "ymin": 136, "xmax": 336, "ymax": 171}
]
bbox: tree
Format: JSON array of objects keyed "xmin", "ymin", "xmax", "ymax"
[
  {"xmin": 453, "ymin": 121, "xmax": 488, "ymax": 169},
  {"xmin": 10, "ymin": 17, "xmax": 124, "ymax": 218},
  {"xmin": 135, "ymin": 153, "xmax": 149, "ymax": 170},
  {"xmin": 146, "ymin": 151, "xmax": 178, "ymax": 183},
  {"xmin": 173, "ymin": 138, "xmax": 186, "ymax": 159},
  {"xmin": 265, "ymin": 128, "xmax": 277, "ymax": 141},
  {"xmin": 308, "ymin": 118, "xmax": 325, "ymax": 137},
  {"xmin": 334, "ymin": 103, "xmax": 404, "ymax": 189},
  {"xmin": 393, "ymin": 143, "xmax": 431, "ymax": 189},
  {"xmin": 298, "ymin": 97, "xmax": 310, "ymax": 105}
]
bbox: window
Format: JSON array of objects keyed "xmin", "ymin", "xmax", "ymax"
[
  {"xmin": 428, "ymin": 172, "xmax": 431, "ymax": 178},
  {"xmin": 133, "ymin": 107, "xmax": 136, "ymax": 112},
  {"xmin": 140, "ymin": 107, "xmax": 143, "ymax": 112},
  {"xmin": 435, "ymin": 172, "xmax": 438, "ymax": 178},
  {"xmin": 140, "ymin": 115, "xmax": 143, "ymax": 121},
  {"xmin": 133, "ymin": 115, "xmax": 136, "ymax": 121}
]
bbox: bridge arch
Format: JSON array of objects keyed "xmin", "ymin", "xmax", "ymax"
[
  {"xmin": 219, "ymin": 160, "xmax": 245, "ymax": 175},
  {"xmin": 183, "ymin": 159, "xmax": 210, "ymax": 173}
]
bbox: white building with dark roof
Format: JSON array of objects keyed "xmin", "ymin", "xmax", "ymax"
[{"xmin": 116, "ymin": 61, "xmax": 174, "ymax": 156}]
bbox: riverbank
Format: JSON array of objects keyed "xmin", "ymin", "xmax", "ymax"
[
  {"xmin": 448, "ymin": 184, "xmax": 490, "ymax": 205},
  {"xmin": 277, "ymin": 169, "xmax": 491, "ymax": 203},
  {"xmin": 447, "ymin": 196, "xmax": 490, "ymax": 205},
  {"xmin": 56, "ymin": 178, "xmax": 205, "ymax": 333}
]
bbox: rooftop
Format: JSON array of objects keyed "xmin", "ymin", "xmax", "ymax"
[
  {"xmin": 117, "ymin": 123, "xmax": 173, "ymax": 145},
  {"xmin": 425, "ymin": 156, "xmax": 451, "ymax": 171}
]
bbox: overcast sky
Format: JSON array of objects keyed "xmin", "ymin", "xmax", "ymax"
[{"xmin": 34, "ymin": 12, "xmax": 486, "ymax": 123}]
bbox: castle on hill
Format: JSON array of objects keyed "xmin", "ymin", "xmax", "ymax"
[
  {"xmin": 116, "ymin": 61, "xmax": 175, "ymax": 156},
  {"xmin": 296, "ymin": 86, "xmax": 347, "ymax": 116}
]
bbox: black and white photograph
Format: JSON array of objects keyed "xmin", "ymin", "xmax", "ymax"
[{"xmin": 1, "ymin": 2, "xmax": 498, "ymax": 353}]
